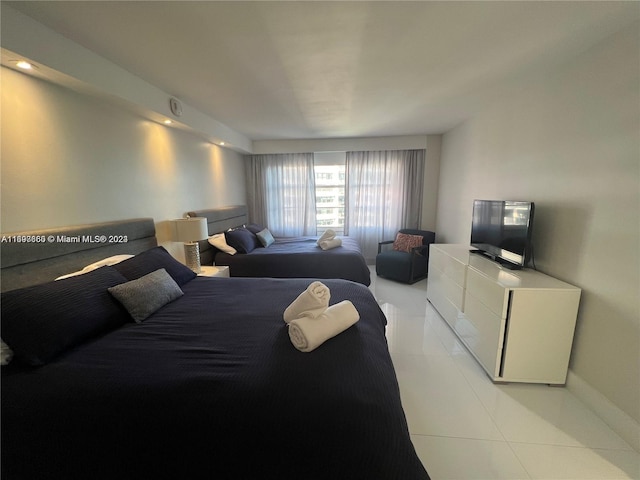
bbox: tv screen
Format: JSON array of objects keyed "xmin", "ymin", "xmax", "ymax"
[{"xmin": 470, "ymin": 200, "xmax": 535, "ymax": 268}]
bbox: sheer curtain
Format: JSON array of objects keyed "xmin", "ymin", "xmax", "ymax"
[
  {"xmin": 244, "ymin": 153, "xmax": 317, "ymax": 237},
  {"xmin": 345, "ymin": 149, "xmax": 425, "ymax": 262}
]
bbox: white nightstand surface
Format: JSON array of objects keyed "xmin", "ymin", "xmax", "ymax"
[{"xmin": 197, "ymin": 265, "xmax": 230, "ymax": 278}]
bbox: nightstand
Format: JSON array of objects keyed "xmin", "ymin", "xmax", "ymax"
[{"xmin": 197, "ymin": 265, "xmax": 230, "ymax": 278}]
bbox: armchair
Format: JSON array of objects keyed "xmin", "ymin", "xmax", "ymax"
[{"xmin": 375, "ymin": 229, "xmax": 436, "ymax": 284}]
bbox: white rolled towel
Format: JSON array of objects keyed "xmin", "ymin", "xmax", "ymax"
[
  {"xmin": 319, "ymin": 238, "xmax": 342, "ymax": 250},
  {"xmin": 283, "ymin": 281, "xmax": 331, "ymax": 324},
  {"xmin": 288, "ymin": 300, "xmax": 360, "ymax": 352},
  {"xmin": 316, "ymin": 229, "xmax": 336, "ymax": 246}
]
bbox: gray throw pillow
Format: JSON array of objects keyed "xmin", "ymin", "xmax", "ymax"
[
  {"xmin": 108, "ymin": 268, "xmax": 183, "ymax": 323},
  {"xmin": 256, "ymin": 228, "xmax": 275, "ymax": 247}
]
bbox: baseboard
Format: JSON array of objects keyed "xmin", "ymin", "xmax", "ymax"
[{"xmin": 566, "ymin": 370, "xmax": 640, "ymax": 453}]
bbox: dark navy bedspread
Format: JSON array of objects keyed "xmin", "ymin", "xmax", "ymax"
[
  {"xmin": 1, "ymin": 277, "xmax": 428, "ymax": 480},
  {"xmin": 214, "ymin": 236, "xmax": 371, "ymax": 286}
]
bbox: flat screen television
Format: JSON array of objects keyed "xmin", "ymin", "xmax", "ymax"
[{"xmin": 470, "ymin": 200, "xmax": 535, "ymax": 269}]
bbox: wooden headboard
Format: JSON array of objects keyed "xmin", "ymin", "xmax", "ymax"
[
  {"xmin": 1, "ymin": 218, "xmax": 157, "ymax": 292},
  {"xmin": 186, "ymin": 205, "xmax": 248, "ymax": 266}
]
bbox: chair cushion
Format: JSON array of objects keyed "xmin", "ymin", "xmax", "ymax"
[
  {"xmin": 393, "ymin": 233, "xmax": 424, "ymax": 253},
  {"xmin": 399, "ymin": 229, "xmax": 436, "ymax": 245},
  {"xmin": 376, "ymin": 250, "xmax": 413, "ymax": 280}
]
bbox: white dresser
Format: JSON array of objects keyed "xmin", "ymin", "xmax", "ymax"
[{"xmin": 427, "ymin": 244, "xmax": 581, "ymax": 385}]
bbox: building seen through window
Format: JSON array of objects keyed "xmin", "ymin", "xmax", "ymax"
[{"xmin": 314, "ymin": 158, "xmax": 345, "ymax": 236}]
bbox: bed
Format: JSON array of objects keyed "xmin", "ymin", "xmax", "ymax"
[
  {"xmin": 188, "ymin": 206, "xmax": 371, "ymax": 286},
  {"xmin": 1, "ymin": 219, "xmax": 429, "ymax": 480}
]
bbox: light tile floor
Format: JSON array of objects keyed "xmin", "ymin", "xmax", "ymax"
[{"xmin": 367, "ymin": 267, "xmax": 640, "ymax": 480}]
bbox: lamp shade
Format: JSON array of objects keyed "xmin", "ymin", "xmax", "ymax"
[{"xmin": 171, "ymin": 217, "xmax": 208, "ymax": 243}]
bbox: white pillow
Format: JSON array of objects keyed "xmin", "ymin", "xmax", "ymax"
[
  {"xmin": 1, "ymin": 339, "xmax": 14, "ymax": 366},
  {"xmin": 82, "ymin": 254, "xmax": 134, "ymax": 270},
  {"xmin": 55, "ymin": 270, "xmax": 86, "ymax": 280},
  {"xmin": 55, "ymin": 254, "xmax": 134, "ymax": 280},
  {"xmin": 208, "ymin": 234, "xmax": 236, "ymax": 255}
]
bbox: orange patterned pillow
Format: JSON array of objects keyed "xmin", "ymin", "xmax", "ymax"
[{"xmin": 392, "ymin": 233, "xmax": 424, "ymax": 253}]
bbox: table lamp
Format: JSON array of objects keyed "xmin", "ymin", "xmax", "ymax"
[{"xmin": 171, "ymin": 217, "xmax": 208, "ymax": 273}]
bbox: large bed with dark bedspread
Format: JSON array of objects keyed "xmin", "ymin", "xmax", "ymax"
[
  {"xmin": 189, "ymin": 206, "xmax": 371, "ymax": 286},
  {"xmin": 0, "ymin": 218, "xmax": 429, "ymax": 480},
  {"xmin": 213, "ymin": 235, "xmax": 371, "ymax": 285}
]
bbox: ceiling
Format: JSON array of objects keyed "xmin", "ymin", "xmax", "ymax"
[{"xmin": 5, "ymin": 1, "xmax": 639, "ymax": 141}]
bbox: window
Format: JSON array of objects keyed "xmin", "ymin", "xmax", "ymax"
[
  {"xmin": 346, "ymin": 149, "xmax": 425, "ymax": 261},
  {"xmin": 244, "ymin": 153, "xmax": 317, "ymax": 237},
  {"xmin": 246, "ymin": 150, "xmax": 423, "ymax": 259},
  {"xmin": 314, "ymin": 152, "xmax": 346, "ymax": 236}
]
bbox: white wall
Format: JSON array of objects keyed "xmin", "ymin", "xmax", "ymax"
[
  {"xmin": 252, "ymin": 135, "xmax": 428, "ymax": 154},
  {"xmin": 421, "ymin": 135, "xmax": 441, "ymax": 232},
  {"xmin": 1, "ymin": 67, "xmax": 247, "ymax": 260},
  {"xmin": 435, "ymin": 22, "xmax": 639, "ymax": 445}
]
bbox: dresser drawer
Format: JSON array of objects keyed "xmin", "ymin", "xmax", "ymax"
[
  {"xmin": 441, "ymin": 271, "xmax": 464, "ymax": 310},
  {"xmin": 427, "ymin": 282, "xmax": 459, "ymax": 329},
  {"xmin": 431, "ymin": 247, "xmax": 466, "ymax": 284},
  {"xmin": 462, "ymin": 293, "xmax": 505, "ymax": 377},
  {"xmin": 466, "ymin": 267, "xmax": 508, "ymax": 317},
  {"xmin": 429, "ymin": 246, "xmax": 447, "ymax": 274},
  {"xmin": 428, "ymin": 268, "xmax": 464, "ymax": 310}
]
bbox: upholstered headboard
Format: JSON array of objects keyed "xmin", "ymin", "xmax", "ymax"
[
  {"xmin": 186, "ymin": 205, "xmax": 248, "ymax": 266},
  {"xmin": 1, "ymin": 218, "xmax": 157, "ymax": 292}
]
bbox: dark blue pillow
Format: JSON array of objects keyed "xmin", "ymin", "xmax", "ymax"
[
  {"xmin": 225, "ymin": 228, "xmax": 259, "ymax": 253},
  {"xmin": 113, "ymin": 246, "xmax": 196, "ymax": 286},
  {"xmin": 245, "ymin": 223, "xmax": 265, "ymax": 235},
  {"xmin": 1, "ymin": 266, "xmax": 129, "ymax": 366}
]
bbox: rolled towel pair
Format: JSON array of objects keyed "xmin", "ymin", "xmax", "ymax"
[
  {"xmin": 317, "ymin": 229, "xmax": 342, "ymax": 250},
  {"xmin": 316, "ymin": 229, "xmax": 336, "ymax": 246},
  {"xmin": 319, "ymin": 238, "xmax": 342, "ymax": 250},
  {"xmin": 288, "ymin": 300, "xmax": 360, "ymax": 353},
  {"xmin": 283, "ymin": 281, "xmax": 330, "ymax": 324}
]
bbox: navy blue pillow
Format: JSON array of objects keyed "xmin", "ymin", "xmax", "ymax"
[
  {"xmin": 1, "ymin": 266, "xmax": 129, "ymax": 366},
  {"xmin": 225, "ymin": 228, "xmax": 259, "ymax": 253},
  {"xmin": 113, "ymin": 246, "xmax": 196, "ymax": 286},
  {"xmin": 245, "ymin": 223, "xmax": 265, "ymax": 235}
]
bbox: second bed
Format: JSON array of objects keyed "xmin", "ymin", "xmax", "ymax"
[{"xmin": 189, "ymin": 206, "xmax": 371, "ymax": 285}]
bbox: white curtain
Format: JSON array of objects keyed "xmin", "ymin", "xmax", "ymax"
[
  {"xmin": 244, "ymin": 153, "xmax": 317, "ymax": 237},
  {"xmin": 346, "ymin": 149, "xmax": 425, "ymax": 262}
]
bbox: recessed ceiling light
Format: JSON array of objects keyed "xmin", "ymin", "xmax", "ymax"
[
  {"xmin": 16, "ymin": 60, "xmax": 34, "ymax": 70},
  {"xmin": 163, "ymin": 119, "xmax": 172, "ymax": 125},
  {"xmin": 219, "ymin": 141, "xmax": 225, "ymax": 146}
]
